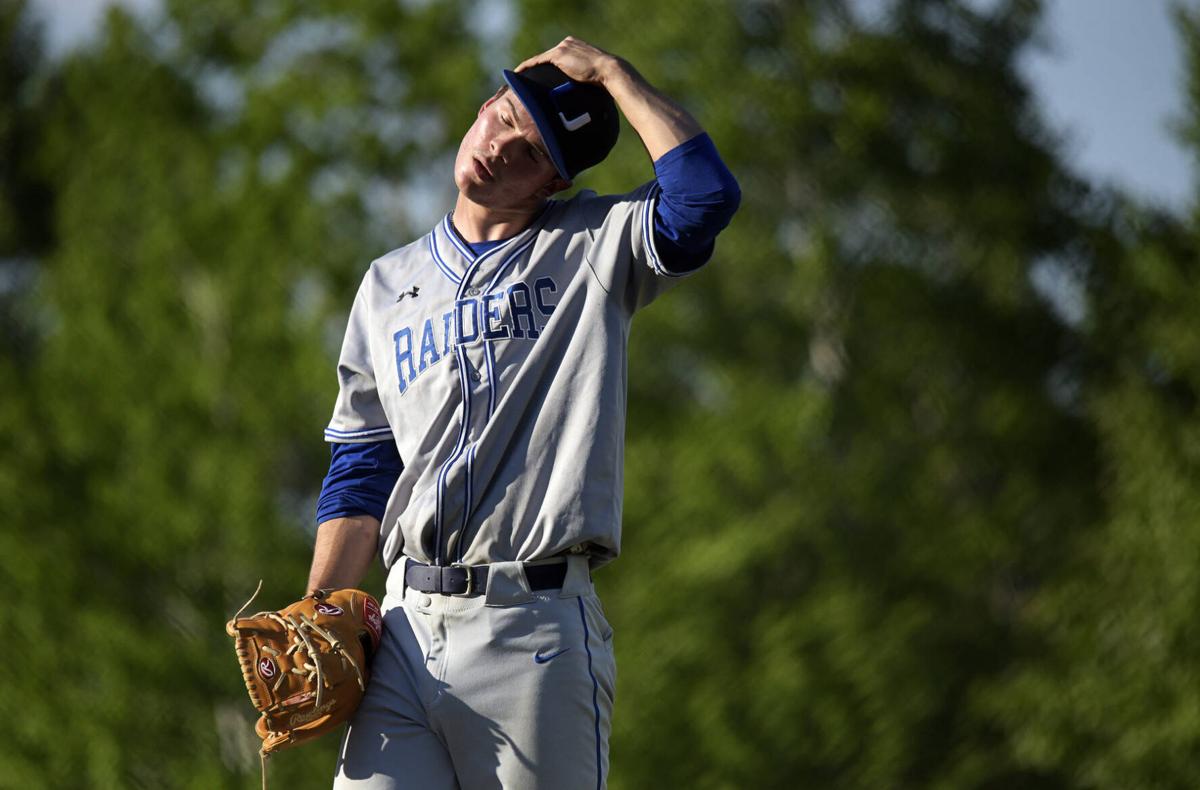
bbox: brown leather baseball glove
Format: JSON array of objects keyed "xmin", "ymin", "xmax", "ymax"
[{"xmin": 226, "ymin": 585, "xmax": 383, "ymax": 758}]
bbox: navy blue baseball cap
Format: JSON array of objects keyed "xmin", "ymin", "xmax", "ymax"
[{"xmin": 501, "ymin": 64, "xmax": 620, "ymax": 181}]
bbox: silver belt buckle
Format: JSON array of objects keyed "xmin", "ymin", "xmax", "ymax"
[{"xmin": 450, "ymin": 562, "xmax": 475, "ymax": 597}]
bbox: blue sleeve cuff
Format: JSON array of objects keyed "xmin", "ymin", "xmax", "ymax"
[
  {"xmin": 316, "ymin": 440, "xmax": 403, "ymax": 524},
  {"xmin": 651, "ymin": 133, "xmax": 741, "ymax": 273}
]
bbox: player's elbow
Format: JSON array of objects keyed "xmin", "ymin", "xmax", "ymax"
[
  {"xmin": 716, "ymin": 164, "xmax": 741, "ymax": 214},
  {"xmin": 676, "ymin": 176, "xmax": 742, "ymax": 237},
  {"xmin": 712, "ymin": 169, "xmax": 741, "ymax": 231}
]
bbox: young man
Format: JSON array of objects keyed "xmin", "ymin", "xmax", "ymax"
[{"xmin": 314, "ymin": 37, "xmax": 740, "ymax": 789}]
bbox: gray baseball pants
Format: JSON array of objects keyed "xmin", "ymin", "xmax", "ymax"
[{"xmin": 333, "ymin": 555, "xmax": 615, "ymax": 789}]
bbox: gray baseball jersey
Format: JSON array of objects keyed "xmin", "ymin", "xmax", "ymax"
[{"xmin": 325, "ymin": 181, "xmax": 696, "ymax": 570}]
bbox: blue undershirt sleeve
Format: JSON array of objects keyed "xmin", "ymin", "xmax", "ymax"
[
  {"xmin": 315, "ymin": 440, "xmax": 404, "ymax": 524},
  {"xmin": 652, "ymin": 132, "xmax": 741, "ymax": 273}
]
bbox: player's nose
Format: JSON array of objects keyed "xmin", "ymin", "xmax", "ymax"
[
  {"xmin": 487, "ymin": 138, "xmax": 505, "ymax": 166},
  {"xmin": 490, "ymin": 132, "xmax": 524, "ymax": 162}
]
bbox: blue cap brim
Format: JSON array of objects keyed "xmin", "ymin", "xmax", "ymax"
[{"xmin": 502, "ymin": 69, "xmax": 572, "ymax": 182}]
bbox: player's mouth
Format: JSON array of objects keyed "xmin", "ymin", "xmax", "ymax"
[{"xmin": 473, "ymin": 156, "xmax": 495, "ymax": 183}]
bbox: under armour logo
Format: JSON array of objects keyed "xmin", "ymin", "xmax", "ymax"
[
  {"xmin": 396, "ymin": 285, "xmax": 420, "ymax": 302},
  {"xmin": 558, "ymin": 111, "xmax": 592, "ymax": 131}
]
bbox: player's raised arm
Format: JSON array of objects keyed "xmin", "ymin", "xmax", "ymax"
[
  {"xmin": 516, "ymin": 37, "xmax": 704, "ymax": 162},
  {"xmin": 519, "ymin": 36, "xmax": 741, "ymax": 275}
]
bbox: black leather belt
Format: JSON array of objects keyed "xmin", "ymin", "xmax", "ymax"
[{"xmin": 404, "ymin": 560, "xmax": 568, "ymax": 596}]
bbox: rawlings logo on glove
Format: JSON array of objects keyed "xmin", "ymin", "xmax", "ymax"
[{"xmin": 226, "ymin": 584, "xmax": 382, "ymax": 763}]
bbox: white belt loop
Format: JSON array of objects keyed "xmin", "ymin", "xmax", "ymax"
[
  {"xmin": 484, "ymin": 561, "xmax": 535, "ymax": 606},
  {"xmin": 557, "ymin": 555, "xmax": 592, "ymax": 598},
  {"xmin": 386, "ymin": 556, "xmax": 410, "ymax": 601}
]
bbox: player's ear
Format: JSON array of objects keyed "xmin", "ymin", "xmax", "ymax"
[{"xmin": 537, "ymin": 177, "xmax": 571, "ymax": 198}]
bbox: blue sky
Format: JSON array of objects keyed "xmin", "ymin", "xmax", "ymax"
[
  {"xmin": 25, "ymin": 0, "xmax": 1196, "ymax": 211},
  {"xmin": 1019, "ymin": 0, "xmax": 1194, "ymax": 209}
]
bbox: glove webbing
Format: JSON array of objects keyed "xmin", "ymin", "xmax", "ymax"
[{"xmin": 262, "ymin": 611, "xmax": 367, "ymax": 710}]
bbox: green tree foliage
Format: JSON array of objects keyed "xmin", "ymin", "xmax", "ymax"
[
  {"xmin": 0, "ymin": 0, "xmax": 50, "ymax": 490},
  {"xmin": 510, "ymin": 1, "xmax": 1103, "ymax": 787},
  {"xmin": 3, "ymin": 0, "xmax": 1200, "ymax": 787},
  {"xmin": 977, "ymin": 6, "xmax": 1200, "ymax": 786},
  {"xmin": 1, "ymin": 1, "xmax": 487, "ymax": 785},
  {"xmin": 0, "ymin": 1, "xmax": 60, "ymax": 778}
]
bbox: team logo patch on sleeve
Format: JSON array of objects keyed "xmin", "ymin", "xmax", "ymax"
[
  {"xmin": 314, "ymin": 602, "xmax": 344, "ymax": 617},
  {"xmin": 258, "ymin": 657, "xmax": 277, "ymax": 680}
]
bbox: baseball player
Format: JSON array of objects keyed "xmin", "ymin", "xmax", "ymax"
[{"xmin": 310, "ymin": 37, "xmax": 740, "ymax": 789}]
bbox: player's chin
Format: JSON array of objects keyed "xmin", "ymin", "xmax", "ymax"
[
  {"xmin": 453, "ymin": 163, "xmax": 487, "ymax": 194},
  {"xmin": 457, "ymin": 177, "xmax": 497, "ymax": 204}
]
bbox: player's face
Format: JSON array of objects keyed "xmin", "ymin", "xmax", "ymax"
[{"xmin": 454, "ymin": 89, "xmax": 568, "ymax": 209}]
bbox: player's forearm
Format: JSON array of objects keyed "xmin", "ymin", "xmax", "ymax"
[
  {"xmin": 601, "ymin": 58, "xmax": 704, "ymax": 162},
  {"xmin": 307, "ymin": 515, "xmax": 380, "ymax": 593}
]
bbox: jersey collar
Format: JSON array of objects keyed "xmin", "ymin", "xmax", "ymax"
[{"xmin": 430, "ymin": 202, "xmax": 555, "ymax": 287}]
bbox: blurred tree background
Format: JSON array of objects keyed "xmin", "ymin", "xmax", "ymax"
[{"xmin": 1, "ymin": 0, "xmax": 1198, "ymax": 787}]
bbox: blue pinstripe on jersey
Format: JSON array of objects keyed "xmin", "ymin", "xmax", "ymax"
[
  {"xmin": 641, "ymin": 182, "xmax": 682, "ymax": 279},
  {"xmin": 428, "ymin": 231, "xmax": 462, "ymax": 285},
  {"xmin": 323, "ymin": 425, "xmax": 393, "ymax": 441},
  {"xmin": 453, "ymin": 227, "xmax": 543, "ymax": 562},
  {"xmin": 434, "ymin": 208, "xmax": 549, "ymax": 564},
  {"xmin": 442, "ymin": 213, "xmax": 477, "ymax": 261}
]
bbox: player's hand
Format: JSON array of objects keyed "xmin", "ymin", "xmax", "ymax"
[{"xmin": 514, "ymin": 37, "xmax": 623, "ymax": 86}]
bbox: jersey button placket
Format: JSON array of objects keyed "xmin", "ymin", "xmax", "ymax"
[{"xmin": 460, "ymin": 351, "xmax": 486, "ymax": 439}]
